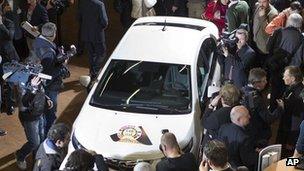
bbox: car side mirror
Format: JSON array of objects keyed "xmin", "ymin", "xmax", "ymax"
[{"xmin": 79, "ymin": 76, "xmax": 91, "ymax": 88}]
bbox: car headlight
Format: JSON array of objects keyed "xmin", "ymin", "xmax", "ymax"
[
  {"xmin": 182, "ymin": 138, "xmax": 193, "ymax": 153},
  {"xmin": 72, "ymin": 133, "xmax": 86, "ymax": 150}
]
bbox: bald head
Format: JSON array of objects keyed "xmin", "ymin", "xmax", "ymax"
[
  {"xmin": 161, "ymin": 132, "xmax": 179, "ymax": 149},
  {"xmin": 230, "ymin": 105, "xmax": 250, "ymax": 126}
]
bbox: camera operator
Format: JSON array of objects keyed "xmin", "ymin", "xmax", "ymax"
[
  {"xmin": 219, "ymin": 27, "xmax": 256, "ymax": 89},
  {"xmin": 241, "ymin": 68, "xmax": 284, "ymax": 149},
  {"xmin": 15, "ymin": 73, "xmax": 53, "ymax": 170},
  {"xmin": 0, "ymin": 10, "xmax": 20, "ymax": 115},
  {"xmin": 156, "ymin": 132, "xmax": 198, "ymax": 171},
  {"xmin": 32, "ymin": 22, "xmax": 63, "ymax": 135}
]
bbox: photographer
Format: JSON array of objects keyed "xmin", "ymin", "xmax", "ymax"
[
  {"xmin": 33, "ymin": 22, "xmax": 63, "ymax": 135},
  {"xmin": 241, "ymin": 68, "xmax": 284, "ymax": 148},
  {"xmin": 219, "ymin": 27, "xmax": 256, "ymax": 89},
  {"xmin": 156, "ymin": 132, "xmax": 198, "ymax": 171},
  {"xmin": 15, "ymin": 74, "xmax": 53, "ymax": 170}
]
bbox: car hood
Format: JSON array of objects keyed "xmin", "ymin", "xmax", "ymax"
[{"xmin": 72, "ymin": 105, "xmax": 194, "ymax": 160}]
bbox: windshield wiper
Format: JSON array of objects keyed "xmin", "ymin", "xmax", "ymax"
[{"xmin": 122, "ymin": 103, "xmax": 188, "ymax": 113}]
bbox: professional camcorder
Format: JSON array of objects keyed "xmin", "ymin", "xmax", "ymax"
[
  {"xmin": 41, "ymin": 0, "xmax": 69, "ymax": 13},
  {"xmin": 2, "ymin": 61, "xmax": 52, "ymax": 89},
  {"xmin": 218, "ymin": 23, "xmax": 248, "ymax": 55},
  {"xmin": 56, "ymin": 45, "xmax": 77, "ymax": 79}
]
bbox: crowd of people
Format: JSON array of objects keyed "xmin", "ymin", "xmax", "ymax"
[
  {"xmin": 0, "ymin": 0, "xmax": 108, "ymax": 170},
  {"xmin": 115, "ymin": 0, "xmax": 304, "ymax": 170},
  {"xmin": 0, "ymin": 0, "xmax": 302, "ymax": 170}
]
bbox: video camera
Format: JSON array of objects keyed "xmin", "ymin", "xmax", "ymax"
[
  {"xmin": 41, "ymin": 0, "xmax": 69, "ymax": 13},
  {"xmin": 56, "ymin": 45, "xmax": 77, "ymax": 79},
  {"xmin": 2, "ymin": 61, "xmax": 52, "ymax": 89},
  {"xmin": 56, "ymin": 45, "xmax": 77, "ymax": 64},
  {"xmin": 218, "ymin": 23, "xmax": 248, "ymax": 55}
]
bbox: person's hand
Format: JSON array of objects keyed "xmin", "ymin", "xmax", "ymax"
[
  {"xmin": 199, "ymin": 160, "xmax": 209, "ymax": 171},
  {"xmin": 172, "ymin": 6, "xmax": 178, "ymax": 12},
  {"xmin": 210, "ymin": 95, "xmax": 221, "ymax": 107},
  {"xmin": 276, "ymin": 99, "xmax": 284, "ymax": 109},
  {"xmin": 237, "ymin": 38, "xmax": 245, "ymax": 49},
  {"xmin": 221, "ymin": 46, "xmax": 228, "ymax": 57},
  {"xmin": 31, "ymin": 76, "xmax": 41, "ymax": 87},
  {"xmin": 31, "ymin": 26, "xmax": 38, "ymax": 32}
]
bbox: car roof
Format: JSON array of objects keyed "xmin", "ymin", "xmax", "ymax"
[{"xmin": 110, "ymin": 16, "xmax": 219, "ymax": 65}]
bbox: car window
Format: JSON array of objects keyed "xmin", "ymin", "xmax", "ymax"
[{"xmin": 90, "ymin": 60, "xmax": 192, "ymax": 114}]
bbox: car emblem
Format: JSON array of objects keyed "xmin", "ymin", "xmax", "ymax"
[{"xmin": 110, "ymin": 125, "xmax": 152, "ymax": 145}]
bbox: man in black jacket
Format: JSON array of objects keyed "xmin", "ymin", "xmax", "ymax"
[
  {"xmin": 78, "ymin": 0, "xmax": 108, "ymax": 80},
  {"xmin": 202, "ymin": 84, "xmax": 241, "ymax": 144},
  {"xmin": 277, "ymin": 66, "xmax": 304, "ymax": 157},
  {"xmin": 242, "ymin": 68, "xmax": 284, "ymax": 148},
  {"xmin": 218, "ymin": 105, "xmax": 257, "ymax": 170},
  {"xmin": 33, "ymin": 122, "xmax": 70, "ymax": 171},
  {"xmin": 267, "ymin": 13, "xmax": 303, "ymax": 111},
  {"xmin": 156, "ymin": 132, "xmax": 198, "ymax": 171},
  {"xmin": 15, "ymin": 75, "xmax": 52, "ymax": 170}
]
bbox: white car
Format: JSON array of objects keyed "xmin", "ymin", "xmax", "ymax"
[{"xmin": 60, "ymin": 16, "xmax": 220, "ymax": 170}]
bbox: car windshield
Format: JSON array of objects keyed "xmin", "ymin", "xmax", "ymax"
[{"xmin": 90, "ymin": 59, "xmax": 192, "ymax": 114}]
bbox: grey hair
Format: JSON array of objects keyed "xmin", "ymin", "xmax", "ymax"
[
  {"xmin": 230, "ymin": 105, "xmax": 249, "ymax": 124},
  {"xmin": 41, "ymin": 22, "xmax": 57, "ymax": 37},
  {"xmin": 286, "ymin": 13, "xmax": 303, "ymax": 29}
]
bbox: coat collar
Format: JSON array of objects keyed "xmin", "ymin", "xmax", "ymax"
[{"xmin": 43, "ymin": 139, "xmax": 59, "ymax": 154}]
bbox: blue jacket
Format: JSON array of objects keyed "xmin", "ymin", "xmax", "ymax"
[{"xmin": 33, "ymin": 36, "xmax": 62, "ymax": 91}]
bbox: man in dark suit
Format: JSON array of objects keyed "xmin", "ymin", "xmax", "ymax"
[
  {"xmin": 219, "ymin": 28, "xmax": 256, "ymax": 89},
  {"xmin": 20, "ymin": 0, "xmax": 49, "ymax": 50},
  {"xmin": 78, "ymin": 0, "xmax": 108, "ymax": 80},
  {"xmin": 218, "ymin": 105, "xmax": 258, "ymax": 171}
]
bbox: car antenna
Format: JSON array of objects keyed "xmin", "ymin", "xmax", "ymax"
[{"xmin": 162, "ymin": 19, "xmax": 167, "ymax": 31}]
